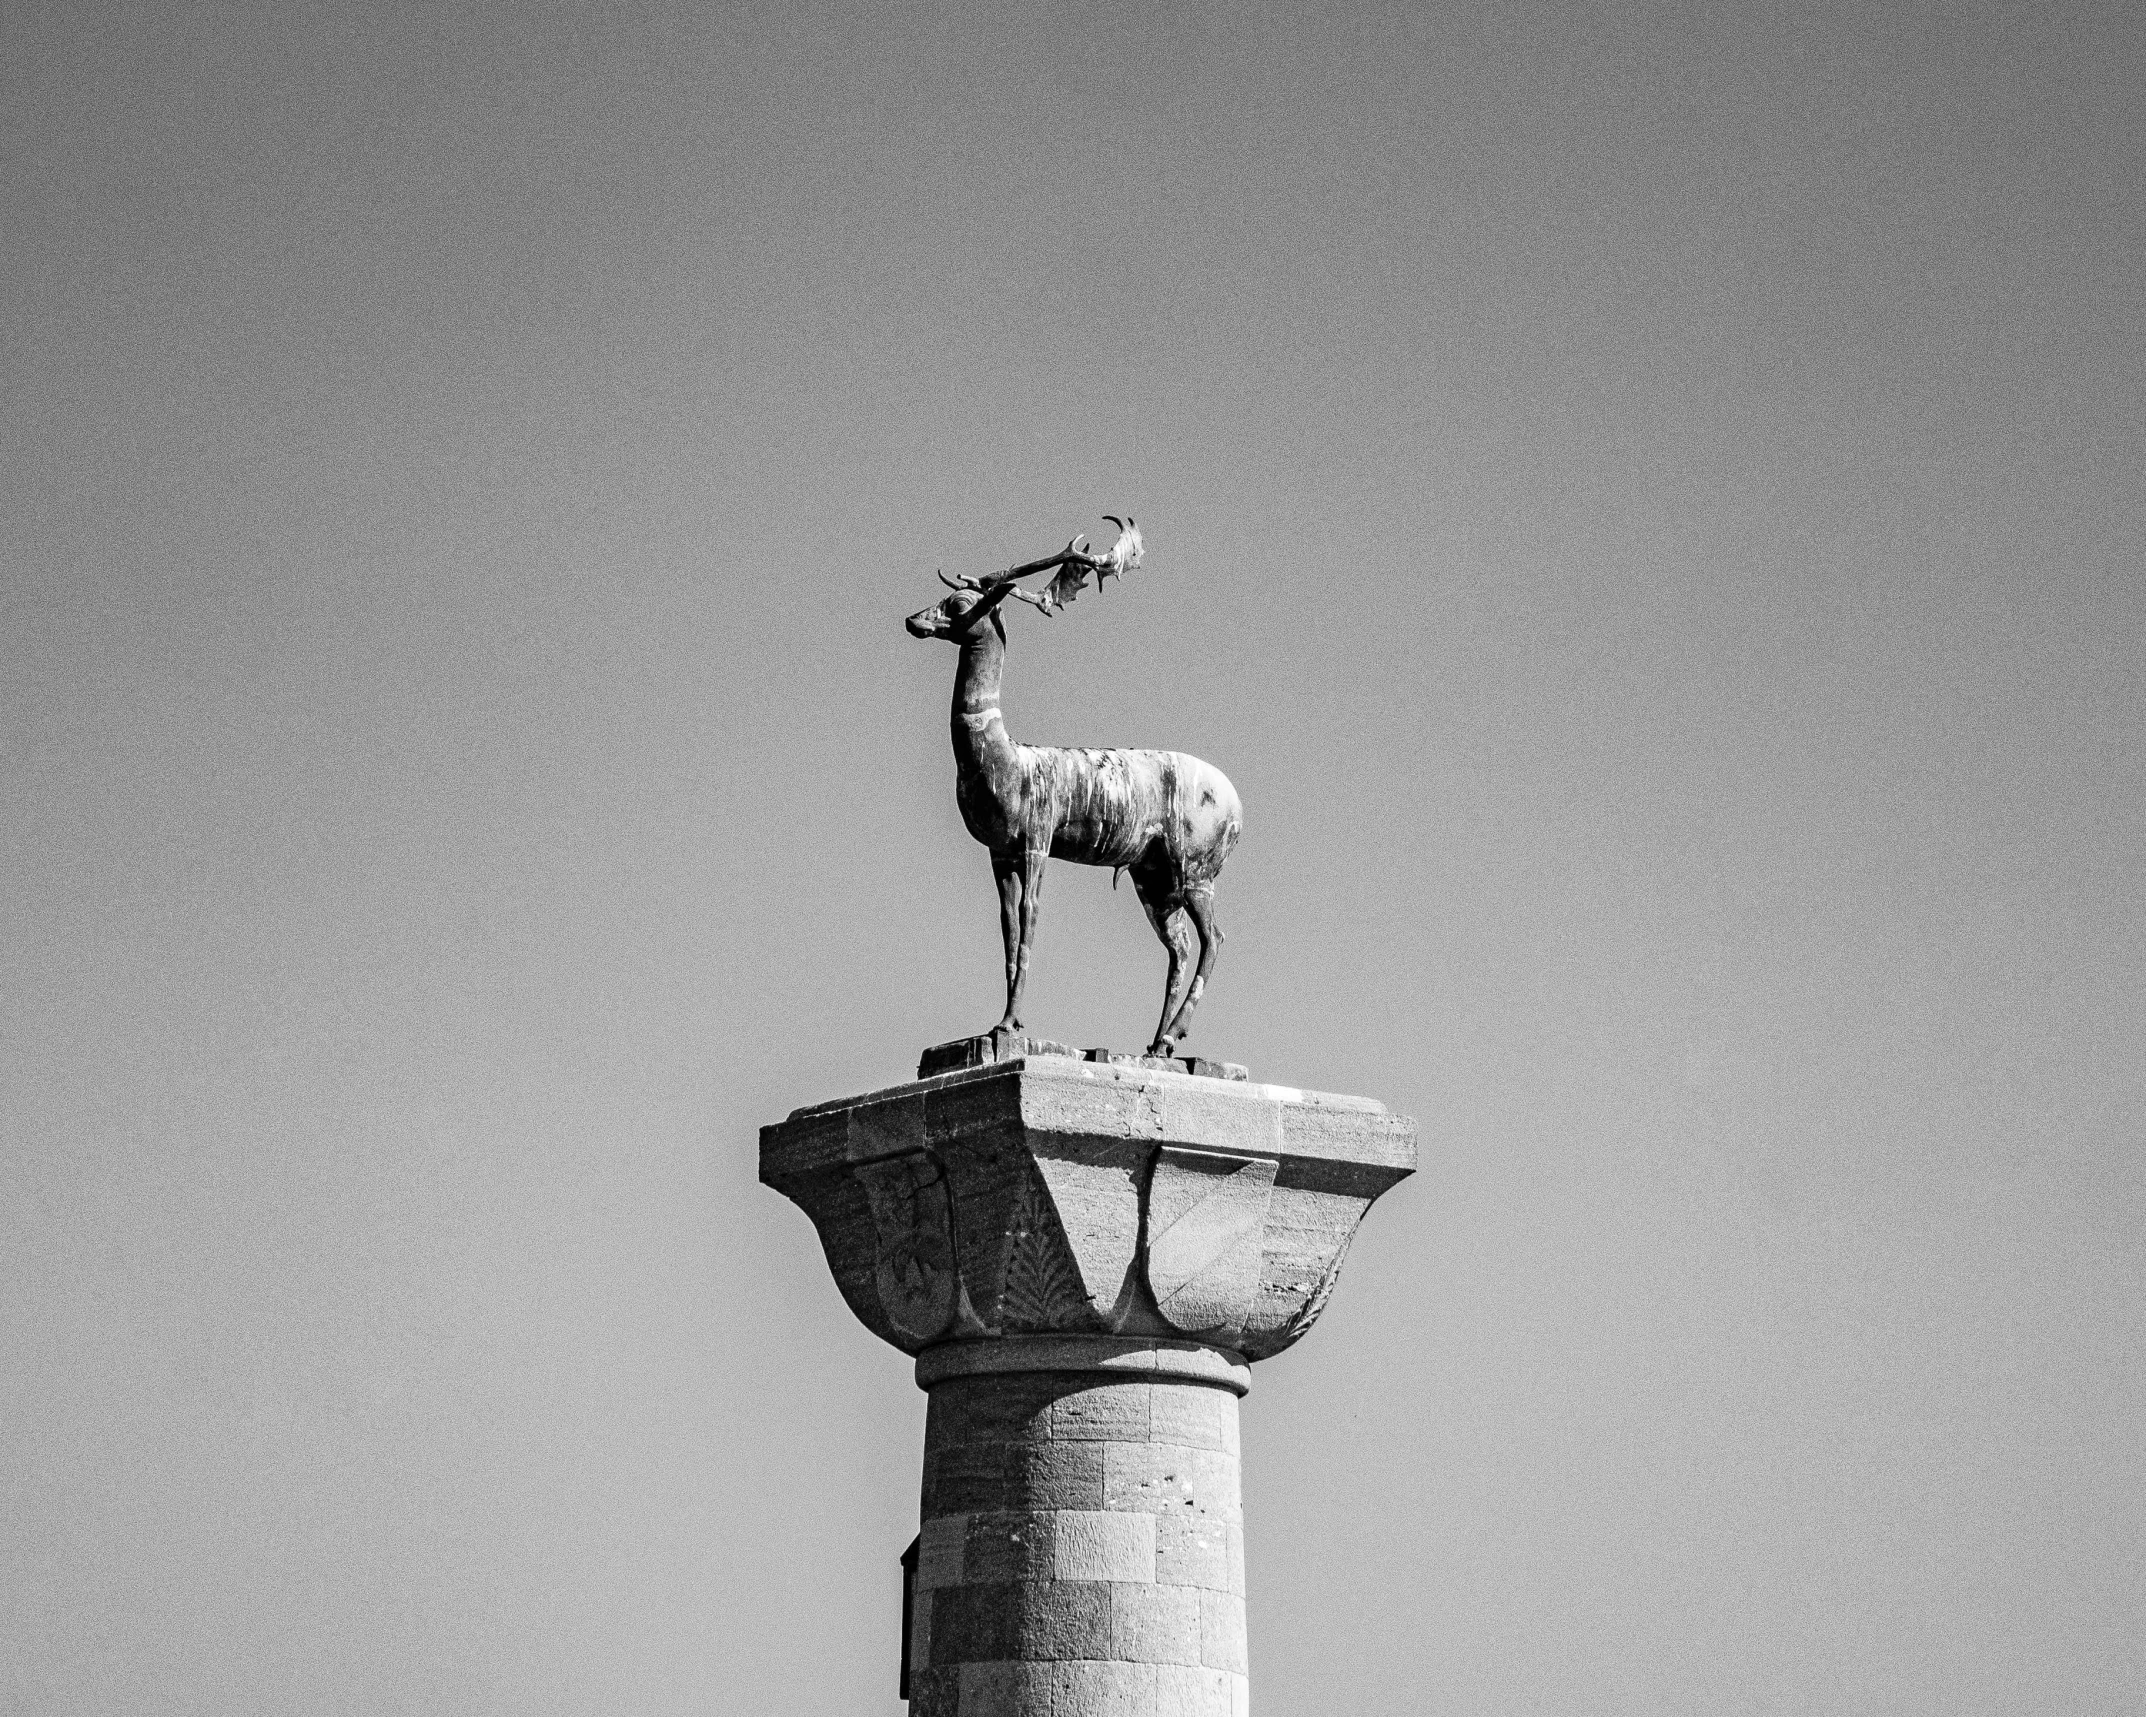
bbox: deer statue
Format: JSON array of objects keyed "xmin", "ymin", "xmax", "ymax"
[{"xmin": 905, "ymin": 519, "xmax": 1243, "ymax": 1058}]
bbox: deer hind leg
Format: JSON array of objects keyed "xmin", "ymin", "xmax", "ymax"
[
  {"xmin": 1134, "ymin": 870, "xmax": 1196, "ymax": 1056},
  {"xmin": 991, "ymin": 855, "xmax": 1022, "ymax": 1038},
  {"xmin": 1160, "ymin": 885, "xmax": 1223, "ymax": 1048}
]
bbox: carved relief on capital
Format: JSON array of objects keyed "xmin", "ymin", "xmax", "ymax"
[
  {"xmin": 761, "ymin": 1066, "xmax": 1414, "ymax": 1363},
  {"xmin": 853, "ymin": 1152, "xmax": 969, "ymax": 1345},
  {"xmin": 995, "ymin": 1170, "xmax": 1099, "ymax": 1333},
  {"xmin": 944, "ymin": 1140, "xmax": 1144, "ymax": 1337},
  {"xmin": 1144, "ymin": 1148, "xmax": 1277, "ymax": 1340},
  {"xmin": 776, "ymin": 1140, "xmax": 1387, "ymax": 1360}
]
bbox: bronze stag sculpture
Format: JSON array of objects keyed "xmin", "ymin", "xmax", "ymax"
[{"xmin": 906, "ymin": 520, "xmax": 1243, "ymax": 1057}]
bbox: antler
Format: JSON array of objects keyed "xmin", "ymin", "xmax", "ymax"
[
  {"xmin": 1095, "ymin": 515, "xmax": 1143, "ymax": 585},
  {"xmin": 970, "ymin": 536, "xmax": 1097, "ymax": 624},
  {"xmin": 1034, "ymin": 517, "xmax": 1141, "ymax": 612},
  {"xmin": 949, "ymin": 551, "xmax": 1073, "ymax": 634},
  {"xmin": 939, "ymin": 518, "xmax": 1143, "ymax": 627}
]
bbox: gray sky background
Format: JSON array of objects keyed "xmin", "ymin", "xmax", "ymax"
[{"xmin": 5, "ymin": 2, "xmax": 2142, "ymax": 1712}]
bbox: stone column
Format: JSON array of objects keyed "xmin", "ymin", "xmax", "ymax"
[{"xmin": 761, "ymin": 1051, "xmax": 1414, "ymax": 1717}]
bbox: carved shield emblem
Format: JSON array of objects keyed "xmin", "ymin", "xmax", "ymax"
[
  {"xmin": 855, "ymin": 1152, "xmax": 960, "ymax": 1344},
  {"xmin": 1143, "ymin": 1147, "xmax": 1277, "ymax": 1338}
]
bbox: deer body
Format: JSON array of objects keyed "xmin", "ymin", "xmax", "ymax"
[{"xmin": 911, "ymin": 539, "xmax": 1242, "ymax": 1055}]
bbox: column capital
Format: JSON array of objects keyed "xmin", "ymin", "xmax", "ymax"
[{"xmin": 760, "ymin": 1055, "xmax": 1415, "ymax": 1373}]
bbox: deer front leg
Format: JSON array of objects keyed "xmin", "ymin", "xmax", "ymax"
[
  {"xmin": 991, "ymin": 854, "xmax": 1022, "ymax": 1041},
  {"xmin": 1002, "ymin": 848, "xmax": 1048, "ymax": 1042}
]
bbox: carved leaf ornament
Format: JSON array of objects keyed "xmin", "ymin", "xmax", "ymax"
[{"xmin": 997, "ymin": 1172, "xmax": 1093, "ymax": 1333}]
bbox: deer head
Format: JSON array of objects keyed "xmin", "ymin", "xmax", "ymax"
[{"xmin": 905, "ymin": 571, "xmax": 1019, "ymax": 643}]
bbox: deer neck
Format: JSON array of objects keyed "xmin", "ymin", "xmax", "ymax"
[{"xmin": 950, "ymin": 627, "xmax": 1017, "ymax": 776}]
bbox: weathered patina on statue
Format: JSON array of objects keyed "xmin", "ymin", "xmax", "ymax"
[{"xmin": 905, "ymin": 519, "xmax": 1243, "ymax": 1057}]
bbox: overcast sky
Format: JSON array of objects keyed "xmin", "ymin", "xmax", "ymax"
[{"xmin": 5, "ymin": 2, "xmax": 2142, "ymax": 1713}]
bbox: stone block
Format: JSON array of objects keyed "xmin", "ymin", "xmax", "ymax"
[
  {"xmin": 1013, "ymin": 1581, "xmax": 1114, "ymax": 1663},
  {"xmin": 1154, "ymin": 1662, "xmax": 1236, "ymax": 1717},
  {"xmin": 1052, "ymin": 1658, "xmax": 1160, "ymax": 1716},
  {"xmin": 918, "ymin": 1035, "xmax": 1083, "ymax": 1079},
  {"xmin": 1154, "ymin": 1516, "xmax": 1231, "ymax": 1592},
  {"xmin": 1102, "ymin": 1442, "xmax": 1241, "ymax": 1522},
  {"xmin": 1109, "ymin": 1579, "xmax": 1204, "ymax": 1667},
  {"xmin": 923, "ymin": 1440, "xmax": 1009, "ymax": 1519},
  {"xmin": 851, "ymin": 1090, "xmax": 928, "ymax": 1160},
  {"xmin": 1025, "ymin": 1069, "xmax": 1165, "ymax": 1143},
  {"xmin": 924, "ymin": 1436, "xmax": 1110, "ymax": 1518},
  {"xmin": 1275, "ymin": 1097, "xmax": 1416, "ymax": 1171},
  {"xmin": 1052, "ymin": 1382, "xmax": 1153, "ymax": 1444},
  {"xmin": 963, "ymin": 1511, "xmax": 1055, "ymax": 1584},
  {"xmin": 1180, "ymin": 1058, "xmax": 1248, "ymax": 1082},
  {"xmin": 763, "ymin": 1100, "xmax": 848, "ymax": 1174},
  {"xmin": 1014, "ymin": 1439, "xmax": 1111, "ymax": 1513},
  {"xmin": 1082, "ymin": 1048, "xmax": 1247, "ymax": 1083},
  {"xmin": 911, "ymin": 1588, "xmax": 933, "ymax": 1673},
  {"xmin": 920, "ymin": 1070, "xmax": 1017, "ymax": 1149},
  {"xmin": 1159, "ymin": 1082, "xmax": 1284, "ymax": 1159},
  {"xmin": 918, "ymin": 1037, "xmax": 991, "ymax": 1079},
  {"xmin": 908, "ymin": 1664, "xmax": 960, "ymax": 1717},
  {"xmin": 1198, "ymin": 1589, "xmax": 1247, "ymax": 1675},
  {"xmin": 1052, "ymin": 1510, "xmax": 1156, "ymax": 1584},
  {"xmin": 1239, "ymin": 1187, "xmax": 1357, "ymax": 1353},
  {"xmin": 1145, "ymin": 1384, "xmax": 1238, "ymax": 1456},
  {"xmin": 956, "ymin": 1658, "xmax": 1059, "ymax": 1716},
  {"xmin": 930, "ymin": 1372, "xmax": 1064, "ymax": 1448},
  {"xmin": 918, "ymin": 1514, "xmax": 967, "ymax": 1590},
  {"xmin": 927, "ymin": 1579, "xmax": 1060, "ymax": 1674}
]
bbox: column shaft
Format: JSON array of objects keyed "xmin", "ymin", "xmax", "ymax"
[{"xmin": 909, "ymin": 1365, "xmax": 1249, "ymax": 1717}]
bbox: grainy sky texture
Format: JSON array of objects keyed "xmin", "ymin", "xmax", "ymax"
[{"xmin": 5, "ymin": 2, "xmax": 2143, "ymax": 1713}]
